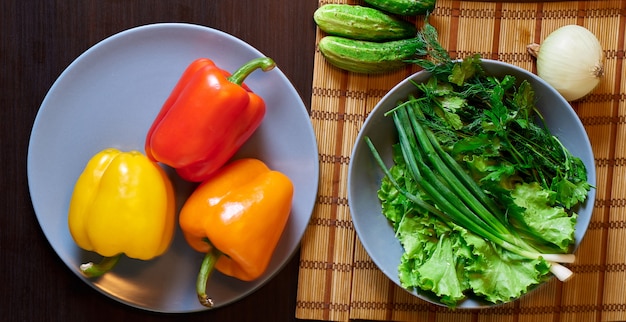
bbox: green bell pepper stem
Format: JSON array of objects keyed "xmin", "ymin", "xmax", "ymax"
[
  {"xmin": 79, "ymin": 254, "xmax": 122, "ymax": 278},
  {"xmin": 228, "ymin": 57, "xmax": 276, "ymax": 86},
  {"xmin": 196, "ymin": 247, "xmax": 223, "ymax": 308}
]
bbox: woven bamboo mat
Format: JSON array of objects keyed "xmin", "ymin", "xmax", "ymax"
[{"xmin": 296, "ymin": 0, "xmax": 626, "ymax": 321}]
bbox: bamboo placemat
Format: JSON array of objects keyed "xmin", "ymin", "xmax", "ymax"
[{"xmin": 296, "ymin": 0, "xmax": 626, "ymax": 321}]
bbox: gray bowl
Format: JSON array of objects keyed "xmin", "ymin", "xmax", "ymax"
[{"xmin": 347, "ymin": 59, "xmax": 596, "ymax": 308}]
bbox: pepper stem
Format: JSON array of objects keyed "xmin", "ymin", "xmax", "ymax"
[
  {"xmin": 228, "ymin": 57, "xmax": 276, "ymax": 85},
  {"xmin": 196, "ymin": 247, "xmax": 223, "ymax": 308},
  {"xmin": 79, "ymin": 254, "xmax": 122, "ymax": 278}
]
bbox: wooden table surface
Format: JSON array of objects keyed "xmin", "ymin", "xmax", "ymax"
[{"xmin": 1, "ymin": 1, "xmax": 318, "ymax": 321}]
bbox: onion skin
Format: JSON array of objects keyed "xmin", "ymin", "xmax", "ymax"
[{"xmin": 527, "ymin": 25, "xmax": 604, "ymax": 101}]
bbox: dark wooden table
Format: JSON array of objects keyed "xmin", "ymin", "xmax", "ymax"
[{"xmin": 2, "ymin": 1, "xmax": 317, "ymax": 321}]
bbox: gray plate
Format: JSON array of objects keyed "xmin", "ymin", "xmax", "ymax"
[
  {"xmin": 348, "ymin": 59, "xmax": 596, "ymax": 308},
  {"xmin": 27, "ymin": 23, "xmax": 319, "ymax": 313}
]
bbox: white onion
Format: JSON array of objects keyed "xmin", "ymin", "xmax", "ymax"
[{"xmin": 527, "ymin": 25, "xmax": 604, "ymax": 101}]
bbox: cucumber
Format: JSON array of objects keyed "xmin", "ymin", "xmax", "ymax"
[
  {"xmin": 363, "ymin": 0, "xmax": 436, "ymax": 16},
  {"xmin": 318, "ymin": 36, "xmax": 425, "ymax": 74},
  {"xmin": 314, "ymin": 4, "xmax": 417, "ymax": 41}
]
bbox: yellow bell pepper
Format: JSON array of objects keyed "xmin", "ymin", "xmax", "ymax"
[{"xmin": 68, "ymin": 148, "xmax": 175, "ymax": 277}]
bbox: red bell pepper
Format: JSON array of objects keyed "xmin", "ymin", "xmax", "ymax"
[{"xmin": 145, "ymin": 57, "xmax": 276, "ymax": 182}]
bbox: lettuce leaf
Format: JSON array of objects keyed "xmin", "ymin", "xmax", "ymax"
[
  {"xmin": 461, "ymin": 227, "xmax": 551, "ymax": 304},
  {"xmin": 415, "ymin": 234, "xmax": 466, "ymax": 306},
  {"xmin": 511, "ymin": 182, "xmax": 577, "ymax": 252}
]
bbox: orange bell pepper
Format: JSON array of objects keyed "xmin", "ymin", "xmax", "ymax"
[{"xmin": 179, "ymin": 158, "xmax": 294, "ymax": 307}]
